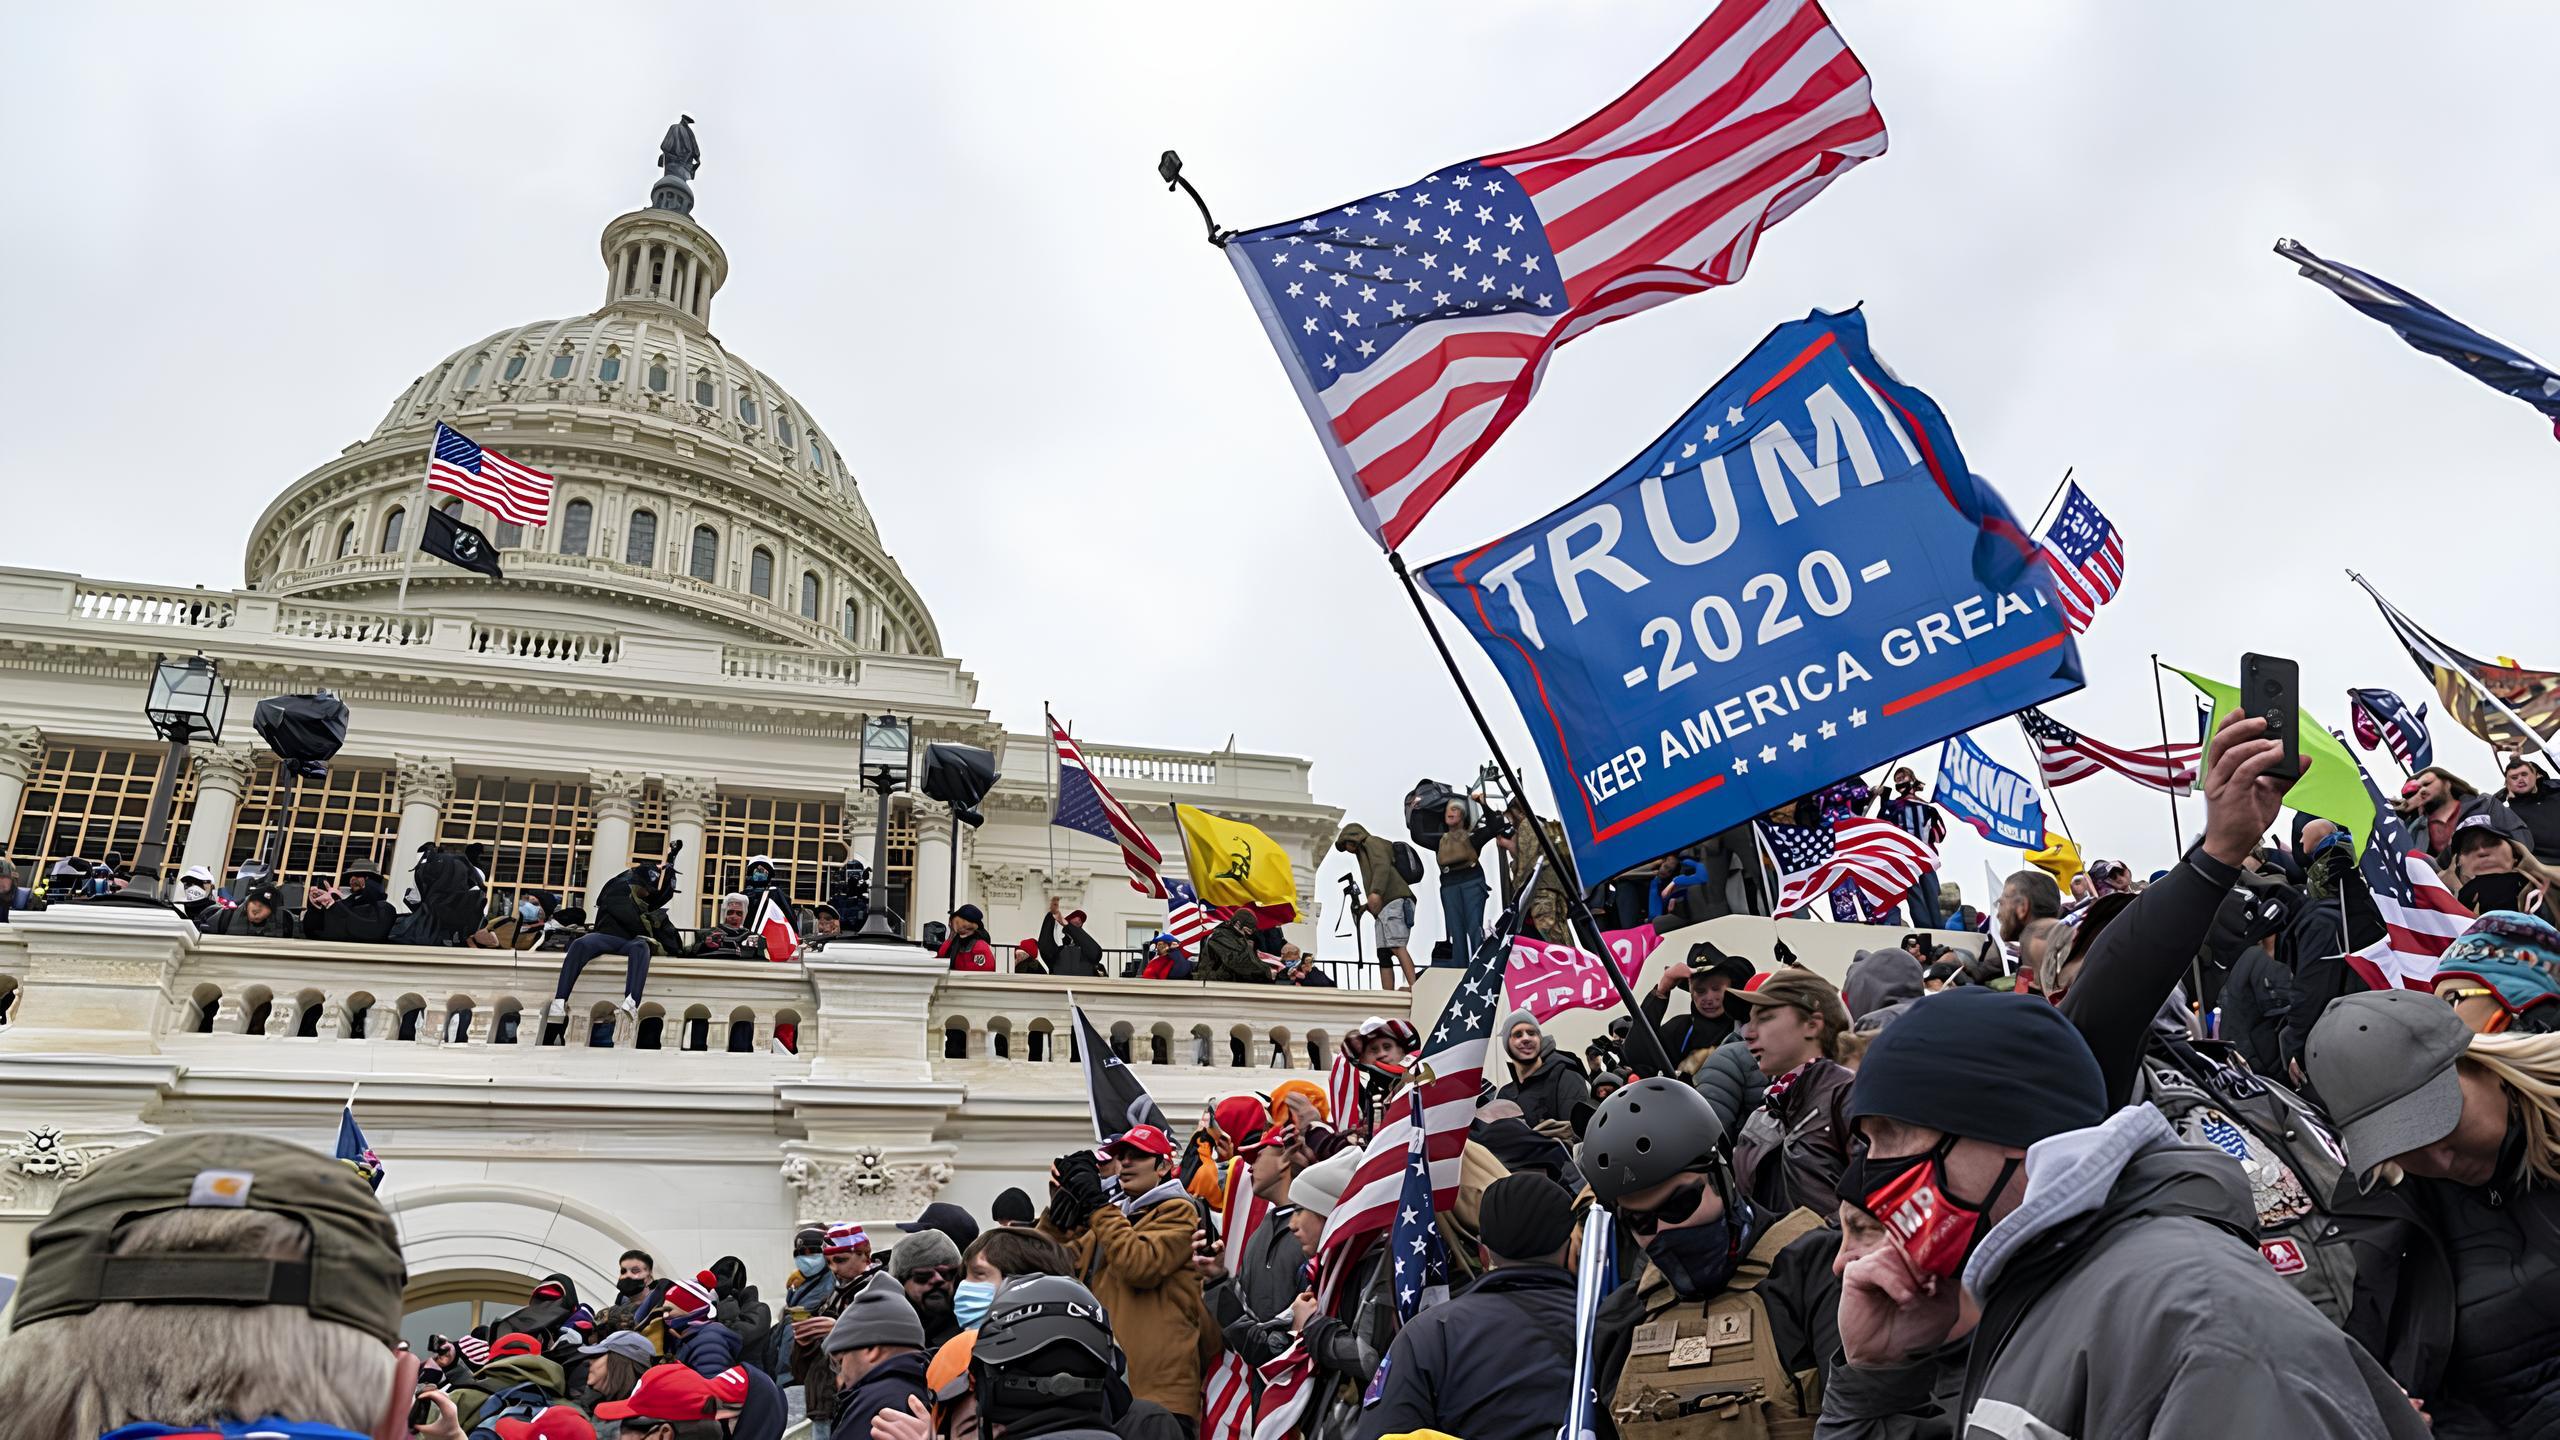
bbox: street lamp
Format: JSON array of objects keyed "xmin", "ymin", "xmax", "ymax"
[
  {"xmin": 856, "ymin": 713, "xmax": 914, "ymax": 937},
  {"xmin": 1474, "ymin": 761, "xmax": 1512, "ymax": 813},
  {"xmin": 135, "ymin": 654, "xmax": 230, "ymax": 897}
]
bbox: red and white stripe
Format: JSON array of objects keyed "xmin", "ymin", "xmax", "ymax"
[
  {"xmin": 1168, "ymin": 894, "xmax": 1216, "ymax": 956},
  {"xmin": 2039, "ymin": 531, "xmax": 2124, "ymax": 633},
  {"xmin": 1325, "ymin": 1048, "xmax": 1363, "ymax": 1139},
  {"xmin": 1052, "ymin": 713, "xmax": 1168, "ymax": 898},
  {"xmin": 1765, "ymin": 817, "xmax": 1937, "ymax": 914},
  {"xmin": 427, "ymin": 448, "xmax": 554, "ymax": 527},
  {"xmin": 2348, "ymin": 852, "xmax": 2472, "ymax": 992},
  {"xmin": 1201, "ymin": 1157, "xmax": 1272, "ymax": 1440},
  {"xmin": 1246, "ymin": 0, "xmax": 1886, "ymax": 548},
  {"xmin": 2029, "ymin": 734, "xmax": 2201, "ymax": 794}
]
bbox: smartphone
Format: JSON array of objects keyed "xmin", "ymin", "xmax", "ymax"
[{"xmin": 2240, "ymin": 652, "xmax": 2303, "ymax": 782}]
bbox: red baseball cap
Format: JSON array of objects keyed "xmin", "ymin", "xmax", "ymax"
[
  {"xmin": 1106, "ymin": 1123, "xmax": 1175, "ymax": 1159},
  {"xmin": 704, "ymin": 1364, "xmax": 752, "ymax": 1406},
  {"xmin": 486, "ymin": 1333, "xmax": 544, "ymax": 1360},
  {"xmin": 494, "ymin": 1407, "xmax": 598, "ymax": 1440},
  {"xmin": 594, "ymin": 1362, "xmax": 720, "ymax": 1421}
]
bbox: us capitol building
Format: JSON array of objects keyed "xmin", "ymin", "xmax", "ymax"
[{"xmin": 0, "ymin": 122, "xmax": 1378, "ymax": 1341}]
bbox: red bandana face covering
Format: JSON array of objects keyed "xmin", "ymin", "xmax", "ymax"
[{"xmin": 1847, "ymin": 1135, "xmax": 2020, "ymax": 1281}]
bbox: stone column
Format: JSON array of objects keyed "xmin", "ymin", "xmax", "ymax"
[
  {"xmin": 0, "ymin": 725, "xmax": 43, "ymax": 841},
  {"xmin": 388, "ymin": 755, "xmax": 454, "ymax": 889},
  {"xmin": 177, "ymin": 745, "xmax": 263, "ymax": 877},
  {"xmin": 913, "ymin": 798, "xmax": 954, "ymax": 937},
  {"xmin": 664, "ymin": 776, "xmax": 715, "ymax": 927},
  {"xmin": 587, "ymin": 769, "xmax": 645, "ymax": 910}
]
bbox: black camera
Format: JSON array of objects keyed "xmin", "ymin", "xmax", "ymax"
[{"xmin": 829, "ymin": 855, "xmax": 871, "ymax": 932}]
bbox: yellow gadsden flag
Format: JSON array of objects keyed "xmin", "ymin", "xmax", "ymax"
[
  {"xmin": 2026, "ymin": 831, "xmax": 2084, "ymax": 890},
  {"xmin": 1174, "ymin": 804, "xmax": 1301, "ymax": 920}
]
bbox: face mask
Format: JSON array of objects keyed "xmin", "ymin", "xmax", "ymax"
[
  {"xmin": 794, "ymin": 1253, "xmax": 826, "ymax": 1278},
  {"xmin": 520, "ymin": 901, "xmax": 543, "ymax": 922},
  {"xmin": 1643, "ymin": 1211, "xmax": 1742, "ymax": 1299},
  {"xmin": 617, "ymin": 1276, "xmax": 646, "ymax": 1299},
  {"xmin": 1843, "ymin": 1135, "xmax": 2020, "ymax": 1281},
  {"xmin": 179, "ymin": 882, "xmax": 209, "ymax": 902},
  {"xmin": 953, "ymin": 1278, "xmax": 998, "ymax": 1329}
]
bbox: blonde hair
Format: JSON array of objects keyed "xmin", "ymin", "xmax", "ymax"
[
  {"xmin": 0, "ymin": 1206, "xmax": 396, "ymax": 1436},
  {"xmin": 2463, "ymin": 1031, "xmax": 2560, "ymax": 1187}
]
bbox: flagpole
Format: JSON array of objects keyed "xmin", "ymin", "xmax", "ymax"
[
  {"xmin": 2350, "ymin": 570, "xmax": 2560, "ymax": 776},
  {"xmin": 2026, "ymin": 465, "xmax": 2074, "ymax": 540},
  {"xmin": 1043, "ymin": 703, "xmax": 1058, "ymax": 888},
  {"xmin": 2149, "ymin": 655, "xmax": 2187, "ymax": 855},
  {"xmin": 1387, "ymin": 551, "xmax": 1677, "ymax": 1079}
]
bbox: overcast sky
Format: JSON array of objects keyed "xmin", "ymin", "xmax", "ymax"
[{"xmin": 9, "ymin": 3, "xmax": 2557, "ymax": 958}]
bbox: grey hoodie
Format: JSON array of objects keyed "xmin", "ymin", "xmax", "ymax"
[
  {"xmin": 1890, "ymin": 1105, "xmax": 2426, "ymax": 1440},
  {"xmin": 1842, "ymin": 948, "xmax": 1925, "ymax": 1022}
]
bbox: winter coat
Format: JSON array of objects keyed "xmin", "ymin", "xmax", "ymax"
[
  {"xmin": 1041, "ymin": 913, "xmax": 1107, "ymax": 977},
  {"xmin": 451, "ymin": 1354, "xmax": 567, "ymax": 1431},
  {"xmin": 681, "ymin": 1320, "xmax": 786, "ymax": 1440},
  {"xmin": 1354, "ymin": 1263, "xmax": 1577, "ymax": 1440},
  {"xmin": 790, "ymin": 1267, "xmax": 875, "ymax": 1422},
  {"xmin": 1731, "ymin": 1055, "xmax": 1855, "ymax": 1218},
  {"xmin": 1337, "ymin": 823, "xmax": 1414, "ymax": 906},
  {"xmin": 2393, "ymin": 1141, "xmax": 2560, "ymax": 1437},
  {"xmin": 208, "ymin": 902, "xmax": 297, "ymax": 940},
  {"xmin": 1198, "ymin": 914, "xmax": 1274, "ymax": 984},
  {"xmin": 1300, "ymin": 1244, "xmax": 1396, "ymax": 1440},
  {"xmin": 707, "ymin": 1256, "xmax": 774, "ymax": 1358},
  {"xmin": 2510, "ymin": 778, "xmax": 2560, "ymax": 864},
  {"xmin": 1925, "ymin": 1104, "xmax": 2428, "ymax": 1440},
  {"xmin": 595, "ymin": 864, "xmax": 672, "ymax": 942},
  {"xmin": 2217, "ymin": 940, "xmax": 2296, "ymax": 1079},
  {"xmin": 302, "ymin": 887, "xmax": 396, "ymax": 943},
  {"xmin": 1814, "ymin": 1338, "xmax": 1965, "ymax": 1439},
  {"xmin": 1495, "ymin": 1036, "xmax": 1589, "ymax": 1129},
  {"xmin": 1047, "ymin": 1184, "xmax": 1219, "ymax": 1418},
  {"xmin": 830, "ymin": 1348, "xmax": 932, "ymax": 1440},
  {"xmin": 940, "ymin": 931, "xmax": 996, "ymax": 972},
  {"xmin": 694, "ymin": 922, "xmax": 752, "ymax": 955},
  {"xmin": 1689, "ymin": 1030, "xmax": 1768, "ymax": 1144},
  {"xmin": 1207, "ymin": 1203, "xmax": 1310, "ymax": 1372},
  {"xmin": 1638, "ymin": 989, "xmax": 1738, "ymax": 1072}
]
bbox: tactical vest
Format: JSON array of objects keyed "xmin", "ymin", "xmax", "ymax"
[
  {"xmin": 2138, "ymin": 1044, "xmax": 2358, "ymax": 1327},
  {"xmin": 1609, "ymin": 1208, "xmax": 1825, "ymax": 1440}
]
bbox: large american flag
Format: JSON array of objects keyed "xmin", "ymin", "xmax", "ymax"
[
  {"xmin": 1050, "ymin": 712, "xmax": 1168, "ymax": 897},
  {"xmin": 2346, "ymin": 763, "xmax": 2472, "ymax": 991},
  {"xmin": 2018, "ymin": 707, "xmax": 2200, "ymax": 794},
  {"xmin": 1388, "ymin": 1088, "xmax": 1451, "ymax": 1321},
  {"xmin": 1201, "ymin": 1154, "xmax": 1272, "ymax": 1440},
  {"xmin": 1756, "ymin": 816, "xmax": 1936, "ymax": 915},
  {"xmin": 2348, "ymin": 687, "xmax": 2435, "ymax": 773},
  {"xmin": 2036, "ymin": 482, "xmax": 2122, "ymax": 634},
  {"xmin": 1255, "ymin": 919, "xmax": 1509, "ymax": 1440},
  {"xmin": 1225, "ymin": 0, "xmax": 1887, "ymax": 549},
  {"xmin": 426, "ymin": 422, "xmax": 554, "ymax": 526},
  {"xmin": 1165, "ymin": 879, "xmax": 1216, "ymax": 956}
]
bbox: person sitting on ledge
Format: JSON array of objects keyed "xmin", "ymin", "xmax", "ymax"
[{"xmin": 695, "ymin": 893, "xmax": 754, "ymax": 955}]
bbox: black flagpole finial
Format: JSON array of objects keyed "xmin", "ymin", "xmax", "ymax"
[{"xmin": 1159, "ymin": 150, "xmax": 1232, "ymax": 248}]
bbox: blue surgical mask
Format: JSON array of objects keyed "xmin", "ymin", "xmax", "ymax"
[
  {"xmin": 794, "ymin": 1253, "xmax": 826, "ymax": 1278},
  {"xmin": 1643, "ymin": 1207, "xmax": 1745, "ymax": 1300},
  {"xmin": 953, "ymin": 1278, "xmax": 999, "ymax": 1330},
  {"xmin": 519, "ymin": 902, "xmax": 542, "ymax": 923}
]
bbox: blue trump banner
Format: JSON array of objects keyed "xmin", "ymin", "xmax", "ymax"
[
  {"xmin": 1933, "ymin": 733, "xmax": 2046, "ymax": 849},
  {"xmin": 1420, "ymin": 308, "xmax": 2081, "ymax": 882}
]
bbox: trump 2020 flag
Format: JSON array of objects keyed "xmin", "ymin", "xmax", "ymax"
[
  {"xmin": 1074, "ymin": 1004, "xmax": 1170, "ymax": 1143},
  {"xmin": 1932, "ymin": 733, "xmax": 2046, "ymax": 849},
  {"xmin": 1224, "ymin": 0, "xmax": 1887, "ymax": 549},
  {"xmin": 334, "ymin": 1105, "xmax": 382, "ymax": 1191}
]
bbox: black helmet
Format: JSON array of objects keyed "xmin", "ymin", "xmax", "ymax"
[
  {"xmin": 975, "ymin": 1274, "xmax": 1117, "ymax": 1372},
  {"xmin": 1577, "ymin": 1077, "xmax": 1730, "ymax": 1207}
]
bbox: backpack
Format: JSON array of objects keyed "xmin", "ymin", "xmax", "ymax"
[{"xmin": 1390, "ymin": 841, "xmax": 1425, "ymax": 885}]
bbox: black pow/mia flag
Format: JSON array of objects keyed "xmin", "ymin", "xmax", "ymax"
[{"xmin": 420, "ymin": 508, "xmax": 504, "ymax": 579}]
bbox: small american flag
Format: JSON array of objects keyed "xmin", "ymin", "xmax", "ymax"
[
  {"xmin": 1165, "ymin": 879, "xmax": 1216, "ymax": 956},
  {"xmin": 2347, "ymin": 763, "xmax": 2471, "ymax": 991},
  {"xmin": 1051, "ymin": 712, "xmax": 1168, "ymax": 898},
  {"xmin": 2035, "ymin": 482, "xmax": 2122, "ymax": 634},
  {"xmin": 1756, "ymin": 816, "xmax": 1937, "ymax": 915},
  {"xmin": 2019, "ymin": 707, "xmax": 2200, "ymax": 794},
  {"xmin": 1388, "ymin": 1089, "xmax": 1451, "ymax": 1321},
  {"xmin": 1201, "ymin": 1155, "xmax": 1271, "ymax": 1440},
  {"xmin": 1225, "ymin": 0, "xmax": 1887, "ymax": 548},
  {"xmin": 2347, "ymin": 687, "xmax": 2435, "ymax": 773},
  {"xmin": 426, "ymin": 422, "xmax": 554, "ymax": 527}
]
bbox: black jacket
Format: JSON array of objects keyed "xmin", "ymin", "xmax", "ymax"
[
  {"xmin": 831, "ymin": 1349, "xmax": 932, "ymax": 1440},
  {"xmin": 1354, "ymin": 1265, "xmax": 1578, "ymax": 1440},
  {"xmin": 2398, "ymin": 1137, "xmax": 2560, "ymax": 1438},
  {"xmin": 1041, "ymin": 913, "xmax": 1106, "ymax": 977},
  {"xmin": 2216, "ymin": 941, "xmax": 2295, "ymax": 1080},
  {"xmin": 596, "ymin": 863, "xmax": 675, "ymax": 942},
  {"xmin": 1207, "ymin": 1205, "xmax": 1309, "ymax": 1372},
  {"xmin": 682, "ymin": 1321, "xmax": 785, "ymax": 1440},
  {"xmin": 304, "ymin": 887, "xmax": 397, "ymax": 944},
  {"xmin": 1638, "ymin": 989, "xmax": 1738, "ymax": 1070},
  {"xmin": 2508, "ymin": 779, "xmax": 2560, "ymax": 865},
  {"xmin": 209, "ymin": 902, "xmax": 298, "ymax": 940},
  {"xmin": 1495, "ymin": 1038, "xmax": 1589, "ymax": 1128}
]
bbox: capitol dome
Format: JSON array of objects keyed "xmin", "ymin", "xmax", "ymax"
[{"xmin": 242, "ymin": 142, "xmax": 937, "ymax": 658}]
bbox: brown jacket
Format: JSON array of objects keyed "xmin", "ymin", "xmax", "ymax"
[
  {"xmin": 1730, "ymin": 1055, "xmax": 1856, "ymax": 1219},
  {"xmin": 1045, "ymin": 1189, "xmax": 1220, "ymax": 1417}
]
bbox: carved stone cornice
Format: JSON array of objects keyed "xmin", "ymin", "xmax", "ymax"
[
  {"xmin": 975, "ymin": 862, "xmax": 1030, "ymax": 905},
  {"xmin": 779, "ymin": 1144, "xmax": 954, "ymax": 1227},
  {"xmin": 0, "ymin": 725, "xmax": 43, "ymax": 784},
  {"xmin": 191, "ymin": 743, "xmax": 265, "ymax": 796},
  {"xmin": 395, "ymin": 753, "xmax": 455, "ymax": 809},
  {"xmin": 589, "ymin": 768, "xmax": 647, "ymax": 819},
  {"xmin": 2, "ymin": 1125, "xmax": 159, "ymax": 1216},
  {"xmin": 663, "ymin": 774, "xmax": 719, "ymax": 822}
]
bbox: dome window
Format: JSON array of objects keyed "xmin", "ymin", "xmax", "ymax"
[
  {"xmin": 808, "ymin": 435, "xmax": 825, "ymax": 470},
  {"xmin": 738, "ymin": 393, "xmax": 761, "ymax": 427},
  {"xmin": 503, "ymin": 351, "xmax": 528, "ymax": 382},
  {"xmin": 462, "ymin": 355, "xmax": 485, "ymax": 387},
  {"xmin": 626, "ymin": 508, "xmax": 659, "ymax": 568},
  {"xmin": 495, "ymin": 521, "xmax": 523, "ymax": 548},
  {"xmin": 693, "ymin": 373, "xmax": 716, "ymax": 408},
  {"xmin": 380, "ymin": 507, "xmax": 406, "ymax": 552},
  {"xmin": 841, "ymin": 598, "xmax": 860, "ymax": 639},
  {"xmin": 689, "ymin": 524, "xmax": 719, "ymax": 582},
  {"xmin": 335, "ymin": 521, "xmax": 357, "ymax": 559},
  {"xmin": 561, "ymin": 500, "xmax": 593, "ymax": 556},
  {"xmin": 749, "ymin": 546, "xmax": 774, "ymax": 600},
  {"xmin": 648, "ymin": 358, "xmax": 670, "ymax": 393},
  {"xmin": 777, "ymin": 413, "xmax": 796, "ymax": 446},
  {"xmin": 549, "ymin": 351, "xmax": 574, "ymax": 380},
  {"xmin": 437, "ymin": 497, "xmax": 463, "ymax": 517},
  {"xmin": 799, "ymin": 572, "xmax": 821, "ymax": 621},
  {"xmin": 598, "ymin": 348, "xmax": 623, "ymax": 384}
]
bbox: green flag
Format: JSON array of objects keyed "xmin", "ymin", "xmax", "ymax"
[{"xmin": 2169, "ymin": 666, "xmax": 2370, "ymax": 858}]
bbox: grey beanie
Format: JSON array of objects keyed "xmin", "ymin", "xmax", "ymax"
[
  {"xmin": 824, "ymin": 1271, "xmax": 927, "ymax": 1354},
  {"xmin": 1505, "ymin": 1009, "xmax": 1539, "ymax": 1036},
  {"xmin": 888, "ymin": 1225, "xmax": 961, "ymax": 1279}
]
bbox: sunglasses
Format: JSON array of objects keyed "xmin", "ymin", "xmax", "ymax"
[
  {"xmin": 907, "ymin": 1264, "xmax": 961, "ymax": 1284},
  {"xmin": 2439, "ymin": 987, "xmax": 2497, "ymax": 1004},
  {"xmin": 1614, "ymin": 1178, "xmax": 1708, "ymax": 1238}
]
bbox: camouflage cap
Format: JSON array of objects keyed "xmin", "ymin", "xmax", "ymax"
[{"xmin": 10, "ymin": 1130, "xmax": 407, "ymax": 1345}]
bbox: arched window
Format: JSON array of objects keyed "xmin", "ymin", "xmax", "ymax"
[
  {"xmin": 647, "ymin": 357, "xmax": 670, "ymax": 392},
  {"xmin": 799, "ymin": 572, "xmax": 821, "ymax": 620},
  {"xmin": 380, "ymin": 507, "xmax": 406, "ymax": 551},
  {"xmin": 749, "ymin": 546, "xmax": 773, "ymax": 599},
  {"xmin": 689, "ymin": 524, "xmax": 719, "ymax": 581},
  {"xmin": 495, "ymin": 521, "xmax": 523, "ymax": 548},
  {"xmin": 597, "ymin": 347, "xmax": 623, "ymax": 384},
  {"xmin": 841, "ymin": 598, "xmax": 859, "ymax": 639},
  {"xmin": 437, "ymin": 497, "xmax": 463, "ymax": 517},
  {"xmin": 502, "ymin": 351, "xmax": 528, "ymax": 381},
  {"xmin": 461, "ymin": 355, "xmax": 485, "ymax": 387},
  {"xmin": 808, "ymin": 434, "xmax": 825, "ymax": 470},
  {"xmin": 560, "ymin": 499, "xmax": 592, "ymax": 556},
  {"xmin": 693, "ymin": 372, "xmax": 716, "ymax": 408},
  {"xmin": 777, "ymin": 412, "xmax": 796, "ymax": 446},
  {"xmin": 738, "ymin": 393, "xmax": 761, "ymax": 427},
  {"xmin": 334, "ymin": 521, "xmax": 356, "ymax": 558},
  {"xmin": 548, "ymin": 350, "xmax": 574, "ymax": 380},
  {"xmin": 625, "ymin": 508, "xmax": 658, "ymax": 567}
]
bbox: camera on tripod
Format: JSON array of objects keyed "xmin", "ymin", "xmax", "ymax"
[{"xmin": 828, "ymin": 854, "xmax": 872, "ymax": 933}]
